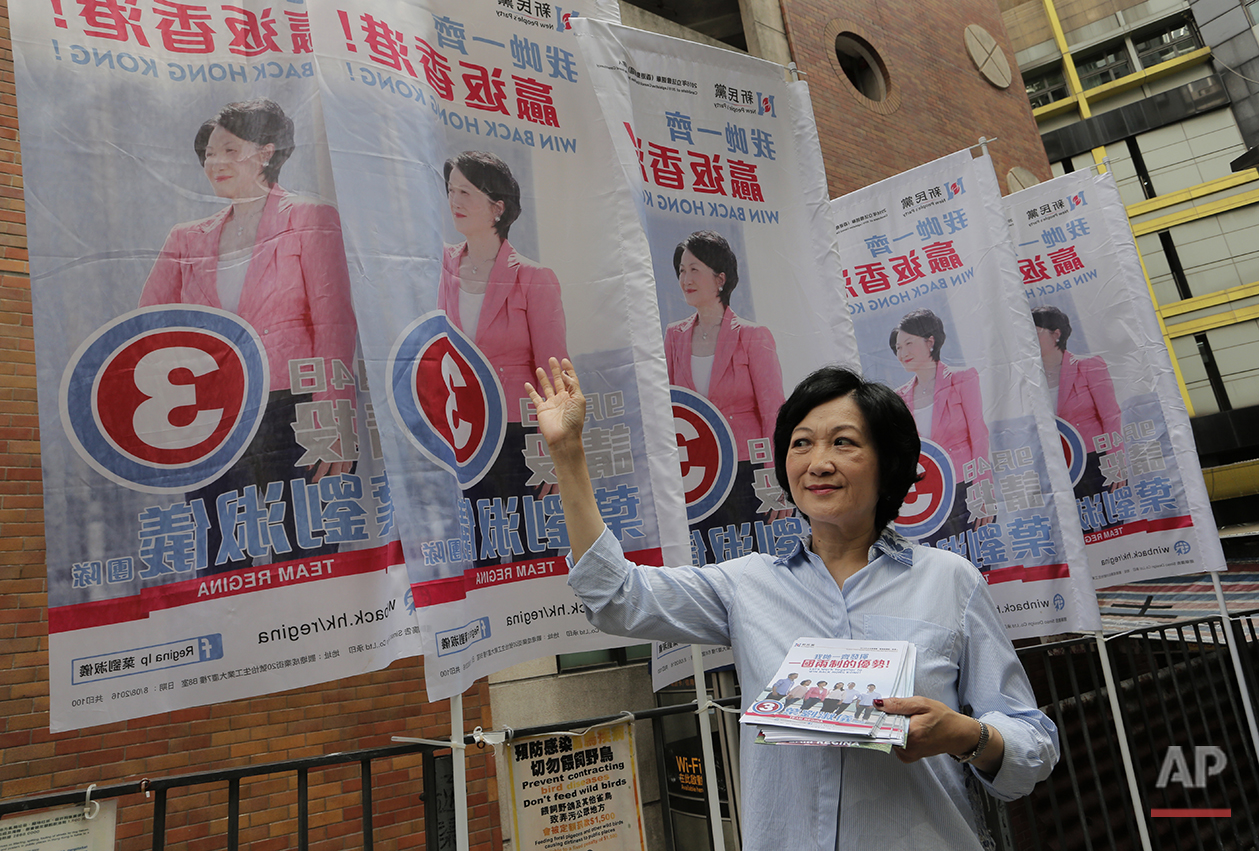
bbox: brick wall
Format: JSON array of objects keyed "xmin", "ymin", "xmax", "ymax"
[
  {"xmin": 0, "ymin": 0, "xmax": 500, "ymax": 846},
  {"xmin": 780, "ymin": 0, "xmax": 1052, "ymax": 199}
]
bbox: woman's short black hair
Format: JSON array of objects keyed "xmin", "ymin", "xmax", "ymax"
[
  {"xmin": 673, "ymin": 230, "xmax": 739, "ymax": 308},
  {"xmin": 443, "ymin": 151, "xmax": 521, "ymax": 239},
  {"xmin": 888, "ymin": 308, "xmax": 946, "ymax": 361},
  {"xmin": 194, "ymin": 98, "xmax": 294, "ymax": 186},
  {"xmin": 1031, "ymin": 305, "xmax": 1071, "ymax": 351},
  {"xmin": 773, "ymin": 366, "xmax": 922, "ymax": 533}
]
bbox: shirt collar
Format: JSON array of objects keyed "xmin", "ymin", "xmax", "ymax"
[
  {"xmin": 775, "ymin": 526, "xmax": 915, "ymax": 568},
  {"xmin": 869, "ymin": 527, "xmax": 915, "ymax": 567}
]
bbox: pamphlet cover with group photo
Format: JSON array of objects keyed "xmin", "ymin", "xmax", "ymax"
[{"xmin": 740, "ymin": 637, "xmax": 916, "ymax": 747}]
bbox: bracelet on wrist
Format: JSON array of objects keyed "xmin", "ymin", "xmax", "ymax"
[{"xmin": 950, "ymin": 720, "xmax": 989, "ymax": 764}]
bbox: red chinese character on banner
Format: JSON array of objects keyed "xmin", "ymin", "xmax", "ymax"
[
  {"xmin": 461, "ymin": 62, "xmax": 509, "ymax": 114},
  {"xmin": 728, "ymin": 159, "xmax": 763, "ymax": 202},
  {"xmin": 647, "ymin": 143, "xmax": 685, "ymax": 190},
  {"xmin": 689, "ymin": 152, "xmax": 726, "ymax": 196},
  {"xmin": 360, "ymin": 14, "xmax": 416, "ymax": 76},
  {"xmin": 415, "ymin": 38, "xmax": 454, "ymax": 100},
  {"xmin": 1048, "ymin": 246, "xmax": 1084, "ymax": 276},
  {"xmin": 841, "ymin": 268, "xmax": 858, "ymax": 298},
  {"xmin": 624, "ymin": 123, "xmax": 647, "ymax": 182},
  {"xmin": 513, "ymin": 75, "xmax": 558, "ymax": 126},
  {"xmin": 223, "ymin": 5, "xmax": 281, "ymax": 56},
  {"xmin": 890, "ymin": 250, "xmax": 925, "ymax": 286},
  {"xmin": 1018, "ymin": 256, "xmax": 1050, "ymax": 284},
  {"xmin": 923, "ymin": 241, "xmax": 964, "ymax": 273},
  {"xmin": 854, "ymin": 263, "xmax": 891, "ymax": 294},
  {"xmin": 285, "ymin": 10, "xmax": 311, "ymax": 53},
  {"xmin": 77, "ymin": 0, "xmax": 150, "ymax": 44},
  {"xmin": 153, "ymin": 0, "xmax": 213, "ymax": 52}
]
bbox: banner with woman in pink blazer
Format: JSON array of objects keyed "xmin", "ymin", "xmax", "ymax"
[
  {"xmin": 833, "ymin": 150, "xmax": 1101, "ymax": 638},
  {"xmin": 1005, "ymin": 169, "xmax": 1225, "ymax": 585},
  {"xmin": 574, "ymin": 20, "xmax": 860, "ymax": 687},
  {"xmin": 12, "ymin": 0, "xmax": 416, "ymax": 730}
]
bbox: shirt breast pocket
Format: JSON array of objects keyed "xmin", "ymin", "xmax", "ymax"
[{"xmin": 863, "ymin": 614, "xmax": 960, "ymax": 704}]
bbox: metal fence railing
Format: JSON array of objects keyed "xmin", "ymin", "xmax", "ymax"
[
  {"xmin": 0, "ymin": 742, "xmax": 450, "ymax": 851},
  {"xmin": 5, "ymin": 613, "xmax": 1257, "ymax": 851},
  {"xmin": 0, "ymin": 699, "xmax": 743, "ymax": 851},
  {"xmin": 998, "ymin": 610, "xmax": 1259, "ymax": 851}
]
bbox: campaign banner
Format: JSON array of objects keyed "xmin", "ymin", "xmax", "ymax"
[
  {"xmin": 309, "ymin": 0, "xmax": 692, "ymax": 698},
  {"xmin": 13, "ymin": 0, "xmax": 422, "ymax": 730},
  {"xmin": 1005, "ymin": 169, "xmax": 1225, "ymax": 585},
  {"xmin": 574, "ymin": 21, "xmax": 860, "ymax": 687},
  {"xmin": 833, "ymin": 151, "xmax": 1101, "ymax": 637},
  {"xmin": 507, "ymin": 722, "xmax": 647, "ymax": 851}
]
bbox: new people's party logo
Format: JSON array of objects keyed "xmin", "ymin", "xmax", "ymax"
[
  {"xmin": 1057, "ymin": 416, "xmax": 1087, "ymax": 487},
  {"xmin": 894, "ymin": 438, "xmax": 956, "ymax": 539},
  {"xmin": 387, "ymin": 311, "xmax": 505, "ymax": 488},
  {"xmin": 671, "ymin": 386, "xmax": 737, "ymax": 524},
  {"xmin": 60, "ymin": 307, "xmax": 269, "ymax": 492}
]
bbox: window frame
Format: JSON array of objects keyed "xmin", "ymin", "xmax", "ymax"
[
  {"xmin": 1132, "ymin": 16, "xmax": 1202, "ymax": 69},
  {"xmin": 1025, "ymin": 64, "xmax": 1069, "ymax": 109},
  {"xmin": 1075, "ymin": 41, "xmax": 1135, "ymax": 90}
]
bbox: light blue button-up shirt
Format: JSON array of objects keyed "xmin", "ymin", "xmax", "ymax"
[{"xmin": 568, "ymin": 526, "xmax": 1058, "ymax": 851}]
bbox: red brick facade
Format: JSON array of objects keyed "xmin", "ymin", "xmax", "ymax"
[{"xmin": 781, "ymin": 0, "xmax": 1052, "ymax": 197}]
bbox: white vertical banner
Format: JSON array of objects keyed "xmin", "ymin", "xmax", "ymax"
[
  {"xmin": 574, "ymin": 21, "xmax": 860, "ymax": 688},
  {"xmin": 834, "ymin": 151, "xmax": 1101, "ymax": 637},
  {"xmin": 13, "ymin": 0, "xmax": 418, "ymax": 731},
  {"xmin": 1005, "ymin": 169, "xmax": 1225, "ymax": 585},
  {"xmin": 308, "ymin": 0, "xmax": 691, "ymax": 698}
]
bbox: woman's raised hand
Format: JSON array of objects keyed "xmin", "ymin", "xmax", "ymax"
[
  {"xmin": 527, "ymin": 357, "xmax": 603, "ymax": 561},
  {"xmin": 527, "ymin": 358, "xmax": 586, "ymax": 454}
]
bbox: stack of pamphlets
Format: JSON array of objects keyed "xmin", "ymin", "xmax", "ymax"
[{"xmin": 739, "ymin": 637, "xmax": 916, "ymax": 752}]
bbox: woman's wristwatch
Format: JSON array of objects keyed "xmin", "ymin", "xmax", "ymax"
[{"xmin": 950, "ymin": 720, "xmax": 989, "ymax": 764}]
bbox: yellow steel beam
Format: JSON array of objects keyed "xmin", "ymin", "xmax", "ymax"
[
  {"xmin": 1160, "ymin": 280, "xmax": 1259, "ymax": 319},
  {"xmin": 1034, "ymin": 0, "xmax": 1202, "ymax": 411},
  {"xmin": 1083, "ymin": 47, "xmax": 1212, "ymax": 102},
  {"xmin": 1164, "ymin": 303, "xmax": 1259, "ymax": 338},
  {"xmin": 1203, "ymin": 459, "xmax": 1259, "ymax": 501},
  {"xmin": 1033, "ymin": 48, "xmax": 1214, "ymax": 126},
  {"xmin": 1127, "ymin": 170, "xmax": 1259, "ymax": 218},
  {"xmin": 1032, "ymin": 94, "xmax": 1080, "ymax": 121},
  {"xmin": 1042, "ymin": 0, "xmax": 1091, "ymax": 118},
  {"xmin": 1130, "ymin": 186, "xmax": 1259, "ymax": 236},
  {"xmin": 1131, "ymin": 235, "xmax": 1196, "ymax": 413}
]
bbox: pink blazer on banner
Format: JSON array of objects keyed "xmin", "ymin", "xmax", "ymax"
[
  {"xmin": 896, "ymin": 359, "xmax": 989, "ymax": 483},
  {"xmin": 437, "ymin": 240, "xmax": 568, "ymax": 423},
  {"xmin": 665, "ymin": 306, "xmax": 785, "ymax": 462},
  {"xmin": 1057, "ymin": 351, "xmax": 1121, "ymax": 452},
  {"xmin": 139, "ymin": 185, "xmax": 357, "ymax": 406}
]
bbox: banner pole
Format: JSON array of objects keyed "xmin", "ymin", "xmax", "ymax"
[
  {"xmin": 452, "ymin": 691, "xmax": 469, "ymax": 850},
  {"xmin": 691, "ymin": 646, "xmax": 727, "ymax": 851},
  {"xmin": 1094, "ymin": 631, "xmax": 1153, "ymax": 851},
  {"xmin": 1210, "ymin": 571, "xmax": 1259, "ymax": 758}
]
